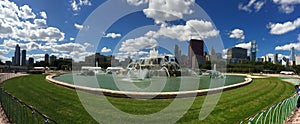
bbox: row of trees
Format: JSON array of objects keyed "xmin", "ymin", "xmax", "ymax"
[{"xmin": 199, "ymin": 61, "xmax": 298, "ymax": 74}]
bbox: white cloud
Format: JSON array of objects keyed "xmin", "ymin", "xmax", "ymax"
[
  {"xmin": 0, "ymin": 0, "xmax": 65, "ymax": 42},
  {"xmin": 71, "ymin": 0, "xmax": 92, "ymax": 11},
  {"xmin": 235, "ymin": 42, "xmax": 252, "ymax": 50},
  {"xmin": 127, "ymin": 0, "xmax": 149, "ymax": 6},
  {"xmin": 40, "ymin": 11, "xmax": 47, "ymax": 19},
  {"xmin": 298, "ymin": 34, "xmax": 300, "ymax": 41},
  {"xmin": 145, "ymin": 19, "xmax": 219, "ymax": 41},
  {"xmin": 142, "ymin": 0, "xmax": 195, "ymax": 24},
  {"xmin": 101, "ymin": 47, "xmax": 112, "ymax": 53},
  {"xmin": 119, "ymin": 36, "xmax": 157, "ymax": 53},
  {"xmin": 74, "ymin": 23, "xmax": 83, "ymax": 30},
  {"xmin": 268, "ymin": 17, "xmax": 300, "ymax": 35},
  {"xmin": 70, "ymin": 37, "xmax": 75, "ymax": 41},
  {"xmin": 272, "ymin": 0, "xmax": 300, "ymax": 14},
  {"xmin": 18, "ymin": 5, "xmax": 36, "ymax": 19},
  {"xmin": 275, "ymin": 42, "xmax": 300, "ymax": 51},
  {"xmin": 229, "ymin": 28, "xmax": 245, "ymax": 40},
  {"xmin": 254, "ymin": 1, "xmax": 265, "ymax": 12},
  {"xmin": 0, "ymin": 49, "xmax": 9, "ymax": 54},
  {"xmin": 41, "ymin": 42, "xmax": 90, "ymax": 53},
  {"xmin": 238, "ymin": 0, "xmax": 265, "ymax": 12},
  {"xmin": 0, "ymin": 55, "xmax": 10, "ymax": 61},
  {"xmin": 0, "ymin": 39, "xmax": 40, "ymax": 51},
  {"xmin": 103, "ymin": 33, "xmax": 121, "ymax": 38}
]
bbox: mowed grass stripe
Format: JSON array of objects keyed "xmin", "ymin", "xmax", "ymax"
[{"xmin": 2, "ymin": 74, "xmax": 294, "ymax": 124}]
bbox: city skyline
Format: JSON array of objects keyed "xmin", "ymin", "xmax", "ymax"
[{"xmin": 0, "ymin": 0, "xmax": 299, "ymax": 63}]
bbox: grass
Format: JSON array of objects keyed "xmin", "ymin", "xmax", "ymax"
[{"xmin": 1, "ymin": 74, "xmax": 295, "ymax": 124}]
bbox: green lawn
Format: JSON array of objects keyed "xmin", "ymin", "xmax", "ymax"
[{"xmin": 1, "ymin": 74, "xmax": 295, "ymax": 123}]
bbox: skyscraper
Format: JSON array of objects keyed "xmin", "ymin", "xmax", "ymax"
[
  {"xmin": 227, "ymin": 47, "xmax": 248, "ymax": 63},
  {"xmin": 273, "ymin": 54, "xmax": 278, "ymax": 64},
  {"xmin": 45, "ymin": 54, "xmax": 49, "ymax": 65},
  {"xmin": 250, "ymin": 41, "xmax": 257, "ymax": 62},
  {"xmin": 290, "ymin": 47, "xmax": 295, "ymax": 65},
  {"xmin": 174, "ymin": 44, "xmax": 181, "ymax": 64},
  {"xmin": 50, "ymin": 55, "xmax": 57, "ymax": 65},
  {"xmin": 21, "ymin": 50, "xmax": 26, "ymax": 66},
  {"xmin": 189, "ymin": 39, "xmax": 205, "ymax": 69},
  {"xmin": 14, "ymin": 44, "xmax": 20, "ymax": 66},
  {"xmin": 28, "ymin": 57, "xmax": 34, "ymax": 66}
]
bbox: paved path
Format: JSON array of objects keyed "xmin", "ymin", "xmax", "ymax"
[
  {"xmin": 285, "ymin": 110, "xmax": 300, "ymax": 124},
  {"xmin": 0, "ymin": 73, "xmax": 27, "ymax": 124}
]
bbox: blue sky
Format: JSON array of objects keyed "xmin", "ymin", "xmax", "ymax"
[{"xmin": 0, "ymin": 0, "xmax": 299, "ymax": 62}]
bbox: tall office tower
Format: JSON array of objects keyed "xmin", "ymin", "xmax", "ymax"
[
  {"xmin": 45, "ymin": 54, "xmax": 49, "ymax": 65},
  {"xmin": 174, "ymin": 44, "xmax": 181, "ymax": 63},
  {"xmin": 50, "ymin": 55, "xmax": 57, "ymax": 65},
  {"xmin": 189, "ymin": 39, "xmax": 205, "ymax": 69},
  {"xmin": 250, "ymin": 41, "xmax": 257, "ymax": 62},
  {"xmin": 28, "ymin": 57, "xmax": 34, "ymax": 66},
  {"xmin": 21, "ymin": 50, "xmax": 26, "ymax": 66},
  {"xmin": 12, "ymin": 56, "xmax": 15, "ymax": 65},
  {"xmin": 290, "ymin": 47, "xmax": 295, "ymax": 65},
  {"xmin": 273, "ymin": 54, "xmax": 278, "ymax": 64},
  {"xmin": 14, "ymin": 44, "xmax": 20, "ymax": 66},
  {"xmin": 227, "ymin": 47, "xmax": 248, "ymax": 63}
]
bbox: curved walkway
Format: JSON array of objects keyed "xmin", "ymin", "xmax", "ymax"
[
  {"xmin": 0, "ymin": 73, "xmax": 27, "ymax": 124},
  {"xmin": 46, "ymin": 73, "xmax": 253, "ymax": 99}
]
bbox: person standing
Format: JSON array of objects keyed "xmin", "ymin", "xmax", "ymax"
[{"xmin": 293, "ymin": 85, "xmax": 300, "ymax": 110}]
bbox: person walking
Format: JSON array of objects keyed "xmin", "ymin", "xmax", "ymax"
[{"xmin": 293, "ymin": 85, "xmax": 300, "ymax": 110}]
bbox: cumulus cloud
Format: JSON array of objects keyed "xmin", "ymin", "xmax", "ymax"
[
  {"xmin": 0, "ymin": 39, "xmax": 40, "ymax": 51},
  {"xmin": 238, "ymin": 0, "xmax": 265, "ymax": 12},
  {"xmin": 272, "ymin": 0, "xmax": 300, "ymax": 14},
  {"xmin": 229, "ymin": 28, "xmax": 245, "ymax": 40},
  {"xmin": 71, "ymin": 0, "xmax": 92, "ymax": 11},
  {"xmin": 142, "ymin": 0, "xmax": 195, "ymax": 24},
  {"xmin": 145, "ymin": 19, "xmax": 219, "ymax": 41},
  {"xmin": 275, "ymin": 42, "xmax": 300, "ymax": 51},
  {"xmin": 127, "ymin": 0, "xmax": 149, "ymax": 6},
  {"xmin": 101, "ymin": 47, "xmax": 112, "ymax": 53},
  {"xmin": 40, "ymin": 11, "xmax": 47, "ymax": 19},
  {"xmin": 268, "ymin": 17, "xmax": 300, "ymax": 35},
  {"xmin": 41, "ymin": 42, "xmax": 90, "ymax": 53},
  {"xmin": 0, "ymin": 49, "xmax": 9, "ymax": 54},
  {"xmin": 103, "ymin": 33, "xmax": 121, "ymax": 38},
  {"xmin": 119, "ymin": 37, "xmax": 157, "ymax": 53},
  {"xmin": 235, "ymin": 42, "xmax": 252, "ymax": 50},
  {"xmin": 0, "ymin": 55, "xmax": 10, "ymax": 61},
  {"xmin": 18, "ymin": 5, "xmax": 36, "ymax": 19},
  {"xmin": 74, "ymin": 23, "xmax": 83, "ymax": 30},
  {"xmin": 0, "ymin": 0, "xmax": 65, "ymax": 42}
]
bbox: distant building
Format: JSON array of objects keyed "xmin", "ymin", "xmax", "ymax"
[
  {"xmin": 50, "ymin": 55, "xmax": 57, "ymax": 65},
  {"xmin": 227, "ymin": 47, "xmax": 248, "ymax": 63},
  {"xmin": 21, "ymin": 50, "xmax": 26, "ymax": 66},
  {"xmin": 189, "ymin": 39, "xmax": 205, "ymax": 69},
  {"xmin": 85, "ymin": 53, "xmax": 111, "ymax": 67},
  {"xmin": 257, "ymin": 58, "xmax": 263, "ymax": 62},
  {"xmin": 282, "ymin": 57, "xmax": 289, "ymax": 67},
  {"xmin": 296, "ymin": 54, "xmax": 300, "ymax": 65},
  {"xmin": 12, "ymin": 56, "xmax": 15, "ymax": 65},
  {"xmin": 174, "ymin": 44, "xmax": 181, "ymax": 64},
  {"xmin": 14, "ymin": 44, "xmax": 20, "ymax": 66},
  {"xmin": 28, "ymin": 57, "xmax": 34, "ymax": 66},
  {"xmin": 45, "ymin": 54, "xmax": 49, "ymax": 65},
  {"xmin": 273, "ymin": 54, "xmax": 278, "ymax": 64},
  {"xmin": 263, "ymin": 55, "xmax": 271, "ymax": 62},
  {"xmin": 290, "ymin": 47, "xmax": 295, "ymax": 66},
  {"xmin": 250, "ymin": 41, "xmax": 257, "ymax": 62}
]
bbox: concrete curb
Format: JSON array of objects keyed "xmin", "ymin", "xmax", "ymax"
[{"xmin": 46, "ymin": 74, "xmax": 253, "ymax": 99}]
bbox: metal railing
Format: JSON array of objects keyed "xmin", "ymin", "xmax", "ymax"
[
  {"xmin": 240, "ymin": 96, "xmax": 297, "ymax": 124},
  {"xmin": 0, "ymin": 73, "xmax": 57, "ymax": 124}
]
